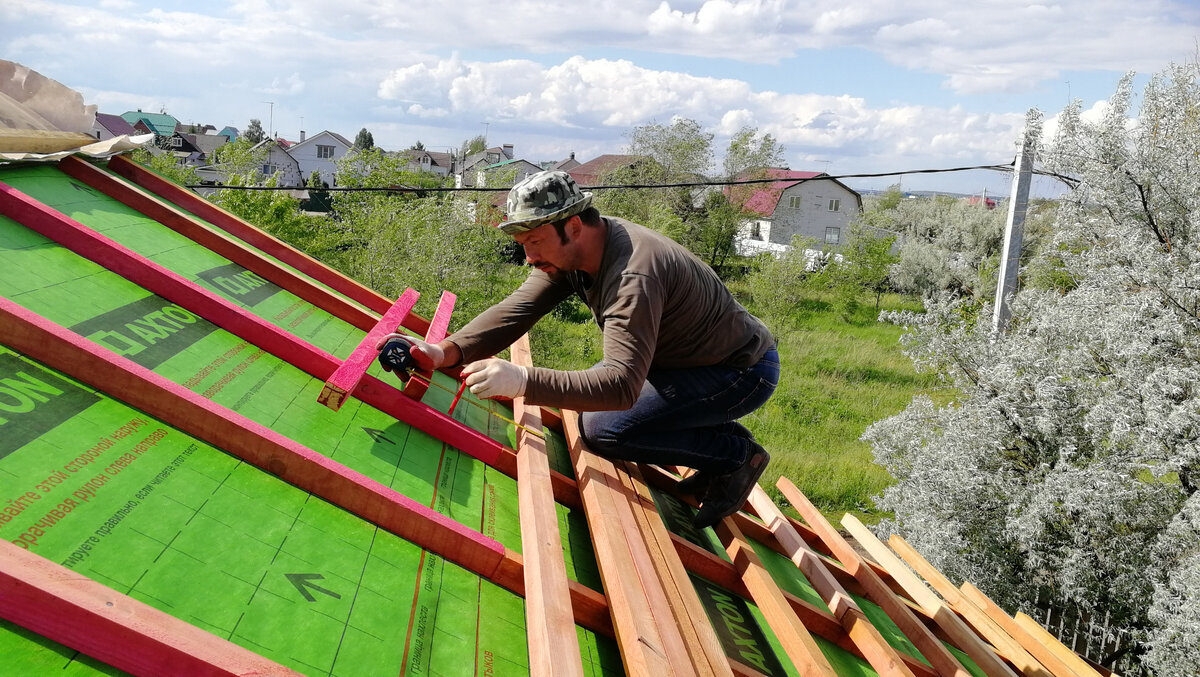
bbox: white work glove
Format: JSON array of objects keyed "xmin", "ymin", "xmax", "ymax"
[
  {"xmin": 462, "ymin": 359, "xmax": 528, "ymax": 399},
  {"xmin": 374, "ymin": 333, "xmax": 444, "ymax": 372}
]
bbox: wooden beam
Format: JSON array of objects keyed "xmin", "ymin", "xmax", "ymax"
[
  {"xmin": 0, "ymin": 541, "xmax": 300, "ymax": 677},
  {"xmin": 715, "ymin": 518, "xmax": 838, "ymax": 676},
  {"xmin": 889, "ymin": 536, "xmax": 1050, "ymax": 677},
  {"xmin": 618, "ymin": 463, "xmax": 731, "ymax": 676},
  {"xmin": 774, "ymin": 478, "xmax": 972, "ymax": 677},
  {"xmin": 1011, "ymin": 613, "xmax": 1102, "ymax": 677},
  {"xmin": 561, "ymin": 411, "xmax": 684, "ymax": 677},
  {"xmin": 960, "ymin": 584, "xmax": 1092, "ymax": 677},
  {"xmin": 746, "ymin": 484, "xmax": 916, "ymax": 676},
  {"xmin": 840, "ymin": 515, "xmax": 1019, "ymax": 677},
  {"xmin": 0, "ymin": 129, "xmax": 97, "ymax": 153},
  {"xmin": 402, "ymin": 290, "xmax": 456, "ymax": 401},
  {"xmin": 104, "ymin": 154, "xmax": 411, "ymax": 327},
  {"xmin": 59, "ymin": 156, "xmax": 384, "ymax": 334},
  {"xmin": 318, "ymin": 288, "xmax": 420, "ymax": 410},
  {"xmin": 510, "ymin": 336, "xmax": 584, "ymax": 677}
]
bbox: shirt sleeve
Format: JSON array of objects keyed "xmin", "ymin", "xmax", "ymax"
[
  {"xmin": 445, "ymin": 271, "xmax": 574, "ymax": 364},
  {"xmin": 524, "ymin": 272, "xmax": 663, "ymax": 411}
]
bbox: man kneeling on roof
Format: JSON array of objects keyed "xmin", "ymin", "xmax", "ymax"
[{"xmin": 378, "ymin": 170, "xmax": 779, "ymax": 528}]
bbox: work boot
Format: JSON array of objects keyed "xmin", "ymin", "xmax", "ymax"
[
  {"xmin": 675, "ymin": 469, "xmax": 714, "ymax": 496},
  {"xmin": 691, "ymin": 444, "xmax": 770, "ymax": 529}
]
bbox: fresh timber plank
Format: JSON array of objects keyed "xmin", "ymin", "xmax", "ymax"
[
  {"xmin": 715, "ymin": 517, "xmax": 838, "ymax": 676},
  {"xmin": 511, "ymin": 335, "xmax": 584, "ymax": 677},
  {"xmin": 0, "ymin": 296, "xmax": 619, "ymax": 641},
  {"xmin": 0, "ymin": 541, "xmax": 300, "ymax": 677},
  {"xmin": 960, "ymin": 584, "xmax": 1090, "ymax": 677},
  {"xmin": 59, "ymin": 156, "xmax": 383, "ymax": 333},
  {"xmin": 841, "ymin": 515, "xmax": 1020, "ymax": 677},
  {"xmin": 104, "ymin": 154, "xmax": 410, "ymax": 325},
  {"xmin": 0, "ymin": 129, "xmax": 97, "ymax": 153},
  {"xmin": 0, "ymin": 181, "xmax": 506, "ymax": 465},
  {"xmin": 318, "ymin": 288, "xmax": 420, "ymax": 410},
  {"xmin": 889, "ymin": 536, "xmax": 1050, "ymax": 677},
  {"xmin": 746, "ymin": 484, "xmax": 917, "ymax": 676},
  {"xmin": 561, "ymin": 411, "xmax": 681, "ymax": 677},
  {"xmin": 618, "ymin": 464, "xmax": 730, "ymax": 677},
  {"xmin": 402, "ymin": 290, "xmax": 456, "ymax": 401},
  {"xmin": 1011, "ymin": 613, "xmax": 1102, "ymax": 677},
  {"xmin": 774, "ymin": 478, "xmax": 972, "ymax": 677}
]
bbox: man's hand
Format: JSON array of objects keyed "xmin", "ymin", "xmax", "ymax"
[
  {"xmin": 375, "ymin": 334, "xmax": 444, "ymax": 372},
  {"xmin": 462, "ymin": 359, "xmax": 528, "ymax": 399}
]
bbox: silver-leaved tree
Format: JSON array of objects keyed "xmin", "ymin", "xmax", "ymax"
[{"xmin": 866, "ymin": 63, "xmax": 1200, "ymax": 674}]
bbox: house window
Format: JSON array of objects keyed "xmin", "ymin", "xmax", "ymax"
[
  {"xmin": 788, "ymin": 196, "xmax": 802, "ymax": 209},
  {"xmin": 169, "ymin": 136, "xmax": 182, "ymax": 148},
  {"xmin": 420, "ymin": 155, "xmax": 431, "ymax": 168},
  {"xmin": 825, "ymin": 227, "xmax": 840, "ymax": 245},
  {"xmin": 828, "ymin": 198, "xmax": 841, "ymax": 212},
  {"xmin": 750, "ymin": 222, "xmax": 762, "ymax": 240},
  {"xmin": 316, "ymin": 144, "xmax": 335, "ymax": 159},
  {"xmin": 261, "ymin": 163, "xmax": 277, "ymax": 176}
]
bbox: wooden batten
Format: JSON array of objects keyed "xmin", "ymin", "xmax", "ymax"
[
  {"xmin": 0, "ymin": 129, "xmax": 97, "ymax": 153},
  {"xmin": 402, "ymin": 290, "xmax": 456, "ymax": 401},
  {"xmin": 961, "ymin": 584, "xmax": 1093, "ymax": 677},
  {"xmin": 747, "ymin": 484, "xmax": 918, "ymax": 677},
  {"xmin": 716, "ymin": 518, "xmax": 838, "ymax": 676},
  {"xmin": 318, "ymin": 288, "xmax": 420, "ymax": 410},
  {"xmin": 0, "ymin": 541, "xmax": 300, "ymax": 676},
  {"xmin": 511, "ymin": 336, "xmax": 585, "ymax": 677},
  {"xmin": 774, "ymin": 478, "xmax": 972, "ymax": 677},
  {"xmin": 888, "ymin": 536, "xmax": 1050, "ymax": 677},
  {"xmin": 841, "ymin": 515, "xmax": 1020, "ymax": 677},
  {"xmin": 1011, "ymin": 613, "xmax": 1103, "ymax": 677}
]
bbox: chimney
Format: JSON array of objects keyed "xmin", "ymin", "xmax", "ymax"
[
  {"xmin": 502, "ymin": 143, "xmax": 514, "ymax": 159},
  {"xmin": 300, "ymin": 130, "xmax": 306, "ymax": 142},
  {"xmin": 569, "ymin": 151, "xmax": 575, "ymax": 160}
]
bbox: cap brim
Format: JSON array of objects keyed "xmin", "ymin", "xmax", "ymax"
[{"xmin": 499, "ymin": 193, "xmax": 592, "ymax": 235}]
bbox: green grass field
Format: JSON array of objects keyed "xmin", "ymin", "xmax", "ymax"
[{"xmin": 737, "ymin": 293, "xmax": 938, "ymax": 522}]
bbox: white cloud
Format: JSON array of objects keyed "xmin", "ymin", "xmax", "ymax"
[{"xmin": 262, "ymin": 73, "xmax": 306, "ymax": 96}]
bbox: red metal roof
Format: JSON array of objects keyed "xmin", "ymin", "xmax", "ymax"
[{"xmin": 730, "ymin": 169, "xmax": 824, "ymax": 217}]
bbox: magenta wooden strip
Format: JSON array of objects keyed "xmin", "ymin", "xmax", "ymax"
[
  {"xmin": 0, "ymin": 181, "xmax": 507, "ymax": 465},
  {"xmin": 0, "ymin": 297, "xmax": 508, "ymax": 576},
  {"xmin": 0, "ymin": 541, "xmax": 302, "ymax": 677},
  {"xmin": 318, "ymin": 288, "xmax": 420, "ymax": 411},
  {"xmin": 426, "ymin": 290, "xmax": 457, "ymax": 343}
]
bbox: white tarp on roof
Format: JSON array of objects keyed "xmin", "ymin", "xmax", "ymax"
[{"xmin": 0, "ymin": 59, "xmax": 152, "ymax": 161}]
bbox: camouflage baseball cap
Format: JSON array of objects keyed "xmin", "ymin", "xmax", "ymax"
[{"xmin": 500, "ymin": 170, "xmax": 593, "ymax": 235}]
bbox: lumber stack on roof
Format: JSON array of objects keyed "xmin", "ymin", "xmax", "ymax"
[{"xmin": 0, "ymin": 155, "xmax": 1101, "ymax": 677}]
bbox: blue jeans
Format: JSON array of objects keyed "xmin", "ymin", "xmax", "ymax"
[{"xmin": 580, "ymin": 348, "xmax": 780, "ymax": 474}]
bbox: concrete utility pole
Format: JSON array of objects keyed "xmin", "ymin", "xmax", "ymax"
[{"xmin": 992, "ymin": 118, "xmax": 1037, "ymax": 333}]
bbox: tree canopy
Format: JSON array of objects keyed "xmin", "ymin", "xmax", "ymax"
[
  {"xmin": 867, "ymin": 63, "xmax": 1200, "ymax": 674},
  {"xmin": 243, "ymin": 118, "xmax": 265, "ymax": 144}
]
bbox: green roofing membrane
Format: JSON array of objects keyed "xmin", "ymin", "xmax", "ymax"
[
  {"xmin": 0, "ymin": 160, "xmax": 980, "ymax": 677},
  {"xmin": 0, "ymin": 162, "xmax": 618, "ymax": 675}
]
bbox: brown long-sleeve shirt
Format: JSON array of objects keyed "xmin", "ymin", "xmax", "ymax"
[{"xmin": 446, "ymin": 217, "xmax": 775, "ymax": 411}]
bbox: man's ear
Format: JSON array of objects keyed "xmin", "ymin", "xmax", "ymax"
[{"xmin": 567, "ymin": 214, "xmax": 584, "ymax": 239}]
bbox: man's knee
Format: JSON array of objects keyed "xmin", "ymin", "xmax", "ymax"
[{"xmin": 579, "ymin": 411, "xmax": 626, "ymax": 455}]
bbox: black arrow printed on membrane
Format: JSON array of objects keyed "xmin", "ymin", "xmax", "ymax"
[{"xmin": 285, "ymin": 573, "xmax": 342, "ymax": 602}]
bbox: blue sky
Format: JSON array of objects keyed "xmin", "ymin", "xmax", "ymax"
[{"xmin": 4, "ymin": 0, "xmax": 1198, "ymax": 196}]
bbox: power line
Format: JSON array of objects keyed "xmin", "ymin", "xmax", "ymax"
[{"xmin": 186, "ymin": 159, "xmax": 1081, "ymax": 193}]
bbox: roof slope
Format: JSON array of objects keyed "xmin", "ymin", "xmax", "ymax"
[{"xmin": 0, "ymin": 153, "xmax": 1083, "ymax": 677}]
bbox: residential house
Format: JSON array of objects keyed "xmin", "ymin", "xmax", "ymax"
[
  {"xmin": 119, "ymin": 110, "xmax": 180, "ymax": 146},
  {"xmin": 456, "ymin": 144, "xmax": 515, "ymax": 187},
  {"xmin": 542, "ymin": 152, "xmax": 581, "ymax": 172},
  {"xmin": 248, "ymin": 138, "xmax": 302, "ymax": 186},
  {"xmin": 90, "ymin": 113, "xmax": 137, "ymax": 141},
  {"xmin": 568, "ymin": 154, "xmax": 647, "ymax": 187},
  {"xmin": 729, "ymin": 168, "xmax": 862, "ymax": 256},
  {"xmin": 398, "ymin": 148, "xmax": 455, "ymax": 177},
  {"xmin": 287, "ymin": 130, "xmax": 353, "ymax": 186},
  {"xmin": 217, "ymin": 126, "xmax": 239, "ymax": 143},
  {"xmin": 161, "ymin": 131, "xmax": 204, "ymax": 166},
  {"xmin": 474, "ymin": 157, "xmax": 542, "ymax": 188}
]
